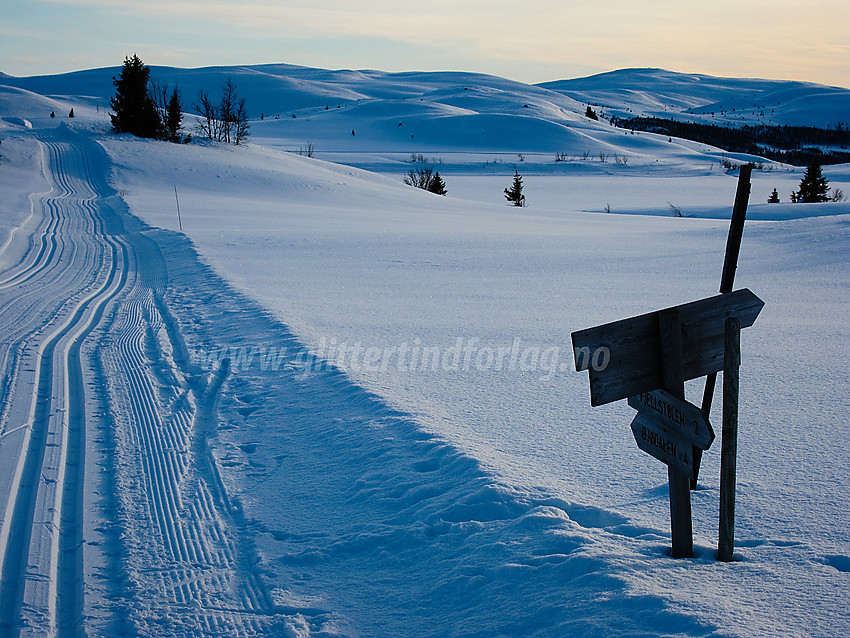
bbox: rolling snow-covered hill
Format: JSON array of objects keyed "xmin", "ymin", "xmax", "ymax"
[
  {"xmin": 4, "ymin": 63, "xmax": 849, "ymax": 154},
  {"xmin": 540, "ymin": 67, "xmax": 850, "ymax": 128}
]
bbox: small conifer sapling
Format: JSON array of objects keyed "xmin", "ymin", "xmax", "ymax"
[{"xmin": 505, "ymin": 170, "xmax": 526, "ymax": 207}]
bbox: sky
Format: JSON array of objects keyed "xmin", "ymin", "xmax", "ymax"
[{"xmin": 2, "ymin": 0, "xmax": 849, "ymax": 88}]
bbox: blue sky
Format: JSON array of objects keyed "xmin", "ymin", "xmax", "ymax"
[{"xmin": 2, "ymin": 0, "xmax": 849, "ymax": 87}]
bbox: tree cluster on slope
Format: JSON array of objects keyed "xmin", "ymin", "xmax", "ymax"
[
  {"xmin": 610, "ymin": 115, "xmax": 850, "ymax": 166},
  {"xmin": 111, "ymin": 54, "xmax": 250, "ymax": 145},
  {"xmin": 403, "ymin": 167, "xmax": 447, "ymax": 195}
]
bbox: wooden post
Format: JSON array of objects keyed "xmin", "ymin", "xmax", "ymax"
[
  {"xmin": 693, "ymin": 163, "xmax": 752, "ymax": 488},
  {"xmin": 658, "ymin": 308, "xmax": 693, "ymax": 558},
  {"xmin": 718, "ymin": 317, "xmax": 741, "ymax": 561}
]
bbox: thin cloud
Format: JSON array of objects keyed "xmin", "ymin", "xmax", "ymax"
[{"xmin": 21, "ymin": 0, "xmax": 850, "ymax": 87}]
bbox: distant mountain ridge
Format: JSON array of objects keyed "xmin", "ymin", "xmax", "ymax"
[
  {"xmin": 3, "ymin": 63, "xmax": 847, "ymax": 129},
  {"xmin": 539, "ymin": 67, "xmax": 850, "ymax": 128},
  {"xmin": 3, "ymin": 63, "xmax": 848, "ymax": 161}
]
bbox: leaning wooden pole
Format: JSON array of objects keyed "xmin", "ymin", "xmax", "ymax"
[
  {"xmin": 718, "ymin": 317, "xmax": 741, "ymax": 562},
  {"xmin": 693, "ymin": 164, "xmax": 752, "ymax": 487}
]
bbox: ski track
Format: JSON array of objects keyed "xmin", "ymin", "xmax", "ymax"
[{"xmin": 0, "ymin": 128, "xmax": 295, "ymax": 637}]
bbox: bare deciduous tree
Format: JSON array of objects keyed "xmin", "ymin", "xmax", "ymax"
[
  {"xmin": 194, "ymin": 89, "xmax": 219, "ymax": 141},
  {"xmin": 193, "ymin": 79, "xmax": 250, "ymax": 145},
  {"xmin": 404, "ymin": 167, "xmax": 434, "ymax": 189}
]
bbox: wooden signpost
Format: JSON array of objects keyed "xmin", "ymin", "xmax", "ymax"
[
  {"xmin": 628, "ymin": 388, "xmax": 714, "ymax": 480},
  {"xmin": 572, "ymin": 290, "xmax": 762, "ymax": 558},
  {"xmin": 571, "ymin": 165, "xmax": 761, "ymax": 560},
  {"xmin": 572, "ymin": 288, "xmax": 764, "ymax": 558}
]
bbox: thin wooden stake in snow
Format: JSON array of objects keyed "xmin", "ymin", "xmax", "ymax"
[{"xmin": 174, "ymin": 185, "xmax": 183, "ymax": 231}]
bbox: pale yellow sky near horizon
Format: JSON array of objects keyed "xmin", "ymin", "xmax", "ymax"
[{"xmin": 2, "ymin": 0, "xmax": 848, "ymax": 87}]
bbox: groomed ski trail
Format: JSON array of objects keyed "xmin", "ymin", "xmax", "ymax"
[
  {"xmin": 0, "ymin": 127, "xmax": 294, "ymax": 637},
  {"xmin": 0, "ymin": 131, "xmax": 126, "ymax": 637}
]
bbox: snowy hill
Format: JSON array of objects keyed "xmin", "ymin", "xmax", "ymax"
[
  {"xmin": 540, "ymin": 67, "xmax": 850, "ymax": 128},
  {"xmin": 2, "ymin": 63, "xmax": 595, "ymax": 152},
  {"xmin": 5, "ymin": 63, "xmax": 850, "ymax": 157},
  {"xmin": 0, "ymin": 84, "xmax": 68, "ymax": 121}
]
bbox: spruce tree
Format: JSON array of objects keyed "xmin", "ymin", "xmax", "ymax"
[
  {"xmin": 504, "ymin": 170, "xmax": 526, "ymax": 207},
  {"xmin": 428, "ymin": 171, "xmax": 447, "ymax": 195},
  {"xmin": 796, "ymin": 162, "xmax": 830, "ymax": 203},
  {"xmin": 165, "ymin": 88, "xmax": 183, "ymax": 142},
  {"xmin": 110, "ymin": 54, "xmax": 163, "ymax": 138},
  {"xmin": 767, "ymin": 188, "xmax": 780, "ymax": 203}
]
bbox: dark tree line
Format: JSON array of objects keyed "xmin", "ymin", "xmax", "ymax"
[
  {"xmin": 111, "ymin": 54, "xmax": 250, "ymax": 145},
  {"xmin": 609, "ymin": 115, "xmax": 850, "ymax": 166}
]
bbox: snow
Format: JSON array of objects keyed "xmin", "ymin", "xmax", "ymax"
[
  {"xmin": 1, "ymin": 63, "xmax": 848, "ymax": 637},
  {"xmin": 541, "ymin": 68, "xmax": 850, "ymax": 128}
]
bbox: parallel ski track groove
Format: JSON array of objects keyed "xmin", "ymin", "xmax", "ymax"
[
  {"xmin": 0, "ymin": 140, "xmax": 109, "ymax": 444},
  {"xmin": 108, "ymin": 287, "xmax": 273, "ymax": 635},
  {"xmin": 0, "ymin": 135, "xmax": 126, "ymax": 638}
]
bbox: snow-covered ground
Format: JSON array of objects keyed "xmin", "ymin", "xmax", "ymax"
[{"xmin": 0, "ymin": 65, "xmax": 848, "ymax": 637}]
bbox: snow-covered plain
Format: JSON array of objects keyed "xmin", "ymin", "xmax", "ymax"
[{"xmin": 0, "ymin": 65, "xmax": 848, "ymax": 637}]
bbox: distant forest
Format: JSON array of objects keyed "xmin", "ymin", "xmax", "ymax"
[{"xmin": 609, "ymin": 116, "xmax": 850, "ymax": 166}]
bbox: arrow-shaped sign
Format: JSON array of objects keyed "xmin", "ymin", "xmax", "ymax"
[
  {"xmin": 628, "ymin": 389, "xmax": 714, "ymax": 450},
  {"xmin": 630, "ymin": 413, "xmax": 695, "ymax": 479}
]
